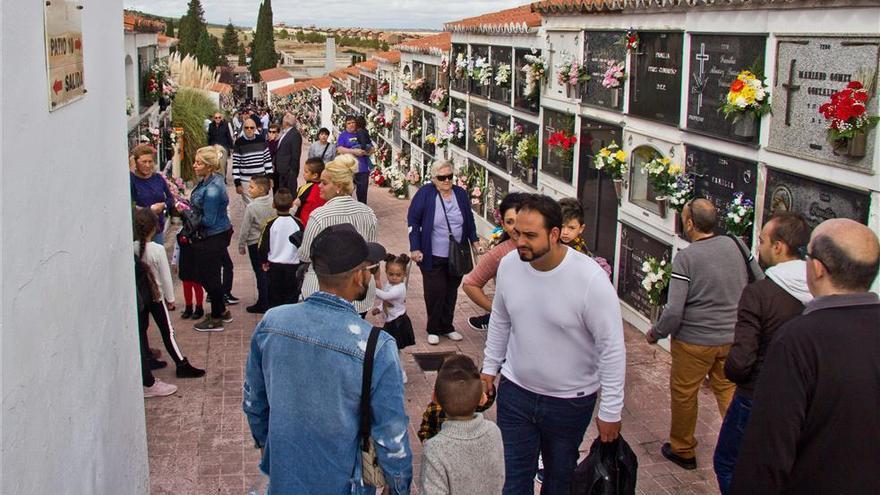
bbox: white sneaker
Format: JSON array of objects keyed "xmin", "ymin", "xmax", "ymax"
[
  {"xmin": 144, "ymin": 379, "xmax": 178, "ymax": 398},
  {"xmin": 445, "ymin": 331, "xmax": 464, "ymax": 341},
  {"xmin": 401, "ymin": 367, "xmax": 408, "ymax": 384},
  {"xmin": 427, "ymin": 334, "xmax": 440, "ymax": 345}
]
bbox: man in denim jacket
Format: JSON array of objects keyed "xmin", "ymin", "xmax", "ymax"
[{"xmin": 244, "ymin": 224, "xmax": 413, "ymax": 494}]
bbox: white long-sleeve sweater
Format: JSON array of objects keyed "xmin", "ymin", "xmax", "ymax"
[
  {"xmin": 375, "ymin": 282, "xmax": 406, "ymax": 321},
  {"xmin": 134, "ymin": 241, "xmax": 175, "ymax": 303},
  {"xmin": 483, "ymin": 247, "xmax": 626, "ymax": 422}
]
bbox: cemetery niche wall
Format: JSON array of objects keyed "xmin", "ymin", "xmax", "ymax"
[
  {"xmin": 583, "ymin": 31, "xmax": 627, "ymax": 111},
  {"xmin": 629, "ymin": 31, "xmax": 683, "ymax": 126},
  {"xmin": 763, "ymin": 168, "xmax": 871, "ymax": 229},
  {"xmin": 617, "ymin": 224, "xmax": 671, "ymax": 319},
  {"xmin": 768, "ymin": 36, "xmax": 879, "ymax": 173},
  {"xmin": 685, "ymin": 146, "xmax": 758, "ymax": 242}
]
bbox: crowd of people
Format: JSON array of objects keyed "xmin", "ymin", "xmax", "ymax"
[{"xmin": 131, "ymin": 107, "xmax": 880, "ymax": 494}]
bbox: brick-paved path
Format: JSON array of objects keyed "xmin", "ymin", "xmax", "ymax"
[{"xmin": 146, "ymin": 160, "xmax": 723, "ymax": 494}]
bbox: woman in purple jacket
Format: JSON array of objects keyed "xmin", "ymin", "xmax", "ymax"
[{"xmin": 130, "ymin": 144, "xmax": 174, "ymax": 245}]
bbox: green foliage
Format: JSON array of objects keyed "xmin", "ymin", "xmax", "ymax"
[
  {"xmin": 195, "ymin": 30, "xmax": 219, "ymax": 68},
  {"xmin": 165, "ymin": 18, "xmax": 175, "ymax": 38},
  {"xmin": 177, "ymin": 0, "xmax": 205, "ymax": 56},
  {"xmin": 337, "ymin": 36, "xmax": 387, "ymax": 50},
  {"xmin": 221, "ymin": 21, "xmax": 239, "ymax": 54},
  {"xmin": 237, "ymin": 42, "xmax": 247, "ymax": 66},
  {"xmin": 278, "ymin": 29, "xmax": 289, "ymax": 39},
  {"xmin": 171, "ymin": 88, "xmax": 218, "ymax": 180},
  {"xmin": 295, "ymin": 30, "xmax": 305, "ymax": 42},
  {"xmin": 249, "ymin": 0, "xmax": 278, "ymax": 80}
]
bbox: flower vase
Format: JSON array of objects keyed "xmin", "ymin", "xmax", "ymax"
[
  {"xmin": 733, "ymin": 114, "xmax": 756, "ymax": 138},
  {"xmin": 566, "ymin": 84, "xmax": 573, "ymax": 99},
  {"xmin": 649, "ymin": 306, "xmax": 662, "ymax": 325},
  {"xmin": 656, "ymin": 196, "xmax": 669, "ymax": 218},
  {"xmin": 478, "ymin": 143, "xmax": 488, "ymax": 158},
  {"xmin": 841, "ymin": 133, "xmax": 867, "ymax": 158},
  {"xmin": 675, "ymin": 211, "xmax": 684, "ymax": 237},
  {"xmin": 611, "ymin": 88, "xmax": 620, "ymax": 108},
  {"xmin": 612, "ymin": 179, "xmax": 623, "ymax": 205}
]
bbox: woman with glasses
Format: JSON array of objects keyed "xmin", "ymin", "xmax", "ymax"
[
  {"xmin": 298, "ymin": 154, "xmax": 380, "ymax": 317},
  {"xmin": 407, "ymin": 160, "xmax": 481, "ymax": 345}
]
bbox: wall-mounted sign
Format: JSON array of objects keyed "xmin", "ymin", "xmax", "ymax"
[{"xmin": 44, "ymin": 1, "xmax": 85, "ymax": 111}]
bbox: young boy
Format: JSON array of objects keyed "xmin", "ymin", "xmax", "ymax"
[
  {"xmin": 420, "ymin": 355, "xmax": 504, "ymax": 495},
  {"xmin": 559, "ymin": 197, "xmax": 612, "ymax": 277},
  {"xmin": 293, "ymin": 157, "xmax": 327, "ymax": 227},
  {"xmin": 258, "ymin": 188, "xmax": 302, "ymax": 308},
  {"xmin": 238, "ymin": 175, "xmax": 275, "ymax": 314}
]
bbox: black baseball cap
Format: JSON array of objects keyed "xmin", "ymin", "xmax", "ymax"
[{"xmin": 312, "ymin": 224, "xmax": 386, "ymax": 275}]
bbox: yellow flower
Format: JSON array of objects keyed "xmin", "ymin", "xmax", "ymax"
[
  {"xmin": 660, "ymin": 157, "xmax": 670, "ymax": 165},
  {"xmin": 668, "ymin": 163, "xmax": 682, "ymax": 175},
  {"xmin": 739, "ymin": 84, "xmax": 757, "ymax": 104},
  {"xmin": 613, "ymin": 150, "xmax": 627, "ymax": 162},
  {"xmin": 600, "ymin": 148, "xmax": 611, "ymax": 157}
]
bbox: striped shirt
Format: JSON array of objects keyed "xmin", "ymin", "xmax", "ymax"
[
  {"xmin": 299, "ymin": 195, "xmax": 378, "ymax": 313},
  {"xmin": 232, "ymin": 135, "xmax": 273, "ymax": 186}
]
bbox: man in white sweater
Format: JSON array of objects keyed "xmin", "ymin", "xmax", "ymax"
[{"xmin": 481, "ymin": 194, "xmax": 626, "ymax": 494}]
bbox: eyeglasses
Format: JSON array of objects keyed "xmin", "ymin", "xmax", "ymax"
[
  {"xmin": 244, "ymin": 126, "xmax": 256, "ymax": 130},
  {"xmin": 435, "ymin": 174, "xmax": 454, "ymax": 182},
  {"xmin": 268, "ymin": 130, "xmax": 278, "ymax": 134},
  {"xmin": 213, "ymin": 117, "xmax": 222, "ymax": 120},
  {"xmin": 363, "ymin": 263, "xmax": 380, "ymax": 274},
  {"xmin": 805, "ymin": 250, "xmax": 832, "ymax": 273}
]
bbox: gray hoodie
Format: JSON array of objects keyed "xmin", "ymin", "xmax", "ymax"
[{"xmin": 765, "ymin": 259, "xmax": 813, "ymax": 304}]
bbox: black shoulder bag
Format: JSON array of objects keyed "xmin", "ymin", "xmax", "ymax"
[
  {"xmin": 440, "ymin": 194, "xmax": 474, "ymax": 276},
  {"xmin": 726, "ymin": 234, "xmax": 757, "ymax": 283},
  {"xmin": 359, "ymin": 327, "xmax": 386, "ymax": 487}
]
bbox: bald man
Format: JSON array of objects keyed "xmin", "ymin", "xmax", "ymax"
[
  {"xmin": 731, "ymin": 218, "xmax": 880, "ymax": 494},
  {"xmin": 274, "ymin": 112, "xmax": 302, "ymax": 192},
  {"xmin": 646, "ymin": 198, "xmax": 763, "ymax": 470}
]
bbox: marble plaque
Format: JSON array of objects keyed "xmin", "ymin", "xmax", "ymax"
[
  {"xmin": 486, "ymin": 172, "xmax": 509, "ymax": 226},
  {"xmin": 629, "ymin": 32, "xmax": 683, "ymax": 126},
  {"xmin": 686, "ymin": 35, "xmax": 766, "ymax": 142},
  {"xmin": 768, "ymin": 36, "xmax": 879, "ymax": 173},
  {"xmin": 584, "ymin": 31, "xmax": 627, "ymax": 111},
  {"xmin": 618, "ymin": 224, "xmax": 672, "ymax": 318},
  {"xmin": 764, "ymin": 168, "xmax": 870, "ymax": 229},
  {"xmin": 685, "ymin": 146, "xmax": 758, "ymax": 239}
]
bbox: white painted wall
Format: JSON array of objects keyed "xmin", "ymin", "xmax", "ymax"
[{"xmin": 1, "ymin": 1, "xmax": 150, "ymax": 493}]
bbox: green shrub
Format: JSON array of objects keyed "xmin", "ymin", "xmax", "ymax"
[{"xmin": 171, "ymin": 88, "xmax": 217, "ymax": 180}]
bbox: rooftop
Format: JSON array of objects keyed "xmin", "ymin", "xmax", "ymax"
[
  {"xmin": 445, "ymin": 4, "xmax": 542, "ymax": 34},
  {"xmin": 373, "ymin": 50, "xmax": 402, "ymax": 64},
  {"xmin": 258, "ymin": 67, "xmax": 294, "ymax": 83},
  {"xmin": 396, "ymin": 32, "xmax": 452, "ymax": 56},
  {"xmin": 310, "ymin": 77, "xmax": 333, "ymax": 89},
  {"xmin": 123, "ymin": 12, "xmax": 166, "ymax": 34},
  {"xmin": 528, "ymin": 0, "xmax": 851, "ymax": 14}
]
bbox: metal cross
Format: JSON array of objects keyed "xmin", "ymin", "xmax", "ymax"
[
  {"xmin": 781, "ymin": 59, "xmax": 801, "ymax": 126},
  {"xmin": 692, "ymin": 42, "xmax": 710, "ymax": 113}
]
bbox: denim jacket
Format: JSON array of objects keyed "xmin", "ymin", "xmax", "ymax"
[
  {"xmin": 243, "ymin": 292, "xmax": 413, "ymax": 495},
  {"xmin": 190, "ymin": 173, "xmax": 231, "ymax": 236}
]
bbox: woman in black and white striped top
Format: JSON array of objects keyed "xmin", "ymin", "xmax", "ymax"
[
  {"xmin": 299, "ymin": 154, "xmax": 379, "ymax": 315},
  {"xmin": 232, "ymin": 117, "xmax": 273, "ymax": 205}
]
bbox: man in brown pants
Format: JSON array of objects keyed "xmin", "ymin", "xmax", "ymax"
[{"xmin": 646, "ymin": 199, "xmax": 762, "ymax": 470}]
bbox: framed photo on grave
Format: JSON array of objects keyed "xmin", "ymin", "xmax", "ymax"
[
  {"xmin": 685, "ymin": 146, "xmax": 758, "ymax": 242},
  {"xmin": 485, "ymin": 172, "xmax": 509, "ymax": 226},
  {"xmin": 686, "ymin": 34, "xmax": 767, "ymax": 143},
  {"xmin": 768, "ymin": 36, "xmax": 879, "ymax": 173},
  {"xmin": 617, "ymin": 223, "xmax": 672, "ymax": 318},
  {"xmin": 629, "ymin": 32, "xmax": 683, "ymax": 126},
  {"xmin": 763, "ymin": 168, "xmax": 870, "ymax": 229},
  {"xmin": 583, "ymin": 30, "xmax": 627, "ymax": 111}
]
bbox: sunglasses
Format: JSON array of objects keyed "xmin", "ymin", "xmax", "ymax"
[
  {"xmin": 268, "ymin": 130, "xmax": 278, "ymax": 134},
  {"xmin": 363, "ymin": 263, "xmax": 380, "ymax": 274},
  {"xmin": 435, "ymin": 174, "xmax": 454, "ymax": 182},
  {"xmin": 244, "ymin": 126, "xmax": 256, "ymax": 130},
  {"xmin": 213, "ymin": 117, "xmax": 222, "ymax": 120}
]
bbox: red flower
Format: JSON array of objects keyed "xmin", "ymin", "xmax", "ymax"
[
  {"xmin": 730, "ymin": 79, "xmax": 745, "ymax": 93},
  {"xmin": 848, "ymin": 81, "xmax": 863, "ymax": 90}
]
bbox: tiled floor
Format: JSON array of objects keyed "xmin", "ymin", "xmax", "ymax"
[{"xmin": 146, "ymin": 164, "xmax": 723, "ymax": 494}]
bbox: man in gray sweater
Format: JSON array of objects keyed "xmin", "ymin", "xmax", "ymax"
[
  {"xmin": 646, "ymin": 198, "xmax": 762, "ymax": 471},
  {"xmin": 420, "ymin": 355, "xmax": 504, "ymax": 495}
]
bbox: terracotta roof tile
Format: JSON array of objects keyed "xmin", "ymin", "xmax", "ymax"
[
  {"xmin": 397, "ymin": 32, "xmax": 451, "ymax": 56},
  {"xmin": 210, "ymin": 82, "xmax": 233, "ymax": 95},
  {"xmin": 373, "ymin": 51, "xmax": 402, "ymax": 64},
  {"xmin": 259, "ymin": 67, "xmax": 294, "ymax": 83},
  {"xmin": 310, "ymin": 77, "xmax": 333, "ymax": 89},
  {"xmin": 344, "ymin": 66, "xmax": 361, "ymax": 76},
  {"xmin": 529, "ymin": 0, "xmax": 621, "ymax": 13},
  {"xmin": 123, "ymin": 12, "xmax": 166, "ymax": 33},
  {"xmin": 530, "ymin": 0, "xmax": 812, "ymax": 14},
  {"xmin": 445, "ymin": 4, "xmax": 542, "ymax": 34},
  {"xmin": 357, "ymin": 60, "xmax": 379, "ymax": 72},
  {"xmin": 271, "ymin": 81, "xmax": 312, "ymax": 97},
  {"xmin": 330, "ymin": 69, "xmax": 349, "ymax": 80}
]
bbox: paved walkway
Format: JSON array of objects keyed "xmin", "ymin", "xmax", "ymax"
[{"xmin": 146, "ymin": 168, "xmax": 723, "ymax": 494}]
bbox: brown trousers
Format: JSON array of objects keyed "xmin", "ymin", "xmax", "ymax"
[{"xmin": 669, "ymin": 339, "xmax": 736, "ymax": 458}]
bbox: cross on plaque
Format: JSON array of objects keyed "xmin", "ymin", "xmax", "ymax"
[
  {"xmin": 781, "ymin": 59, "xmax": 801, "ymax": 126},
  {"xmin": 692, "ymin": 42, "xmax": 710, "ymax": 112}
]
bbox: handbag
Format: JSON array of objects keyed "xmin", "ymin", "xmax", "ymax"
[
  {"xmin": 359, "ymin": 327, "xmax": 386, "ymax": 487},
  {"xmin": 439, "ymin": 194, "xmax": 474, "ymax": 276},
  {"xmin": 176, "ymin": 200, "xmax": 206, "ymax": 245},
  {"xmin": 571, "ymin": 435, "xmax": 638, "ymax": 495}
]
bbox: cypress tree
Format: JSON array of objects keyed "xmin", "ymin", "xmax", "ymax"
[
  {"xmin": 249, "ymin": 0, "xmax": 277, "ymax": 81},
  {"xmin": 165, "ymin": 18, "xmax": 175, "ymax": 38},
  {"xmin": 221, "ymin": 20, "xmax": 238, "ymax": 55},
  {"xmin": 237, "ymin": 42, "xmax": 247, "ymax": 66},
  {"xmin": 195, "ymin": 29, "xmax": 218, "ymax": 68},
  {"xmin": 177, "ymin": 0, "xmax": 205, "ymax": 56}
]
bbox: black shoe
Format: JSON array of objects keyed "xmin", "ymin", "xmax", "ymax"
[
  {"xmin": 180, "ymin": 305, "xmax": 194, "ymax": 319},
  {"xmin": 176, "ymin": 358, "xmax": 206, "ymax": 378},
  {"xmin": 192, "ymin": 306, "xmax": 205, "ymax": 319},
  {"xmin": 149, "ymin": 359, "xmax": 168, "ymax": 370},
  {"xmin": 246, "ymin": 304, "xmax": 267, "ymax": 314},
  {"xmin": 220, "ymin": 310, "xmax": 234, "ymax": 323},
  {"xmin": 468, "ymin": 314, "xmax": 490, "ymax": 331},
  {"xmin": 225, "ymin": 293, "xmax": 240, "ymax": 305},
  {"xmin": 661, "ymin": 442, "xmax": 696, "ymax": 470}
]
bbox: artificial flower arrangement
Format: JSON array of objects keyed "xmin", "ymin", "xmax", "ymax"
[
  {"xmin": 594, "ymin": 142, "xmax": 628, "ymax": 180},
  {"xmin": 556, "ymin": 57, "xmax": 589, "ymax": 88},
  {"xmin": 472, "ymin": 126, "xmax": 487, "ymax": 145},
  {"xmin": 641, "ymin": 156, "xmax": 683, "ymax": 197},
  {"xmin": 601, "ymin": 60, "xmax": 626, "ymax": 89},
  {"xmin": 448, "ymin": 115, "xmax": 466, "ymax": 143},
  {"xmin": 384, "ymin": 165, "xmax": 407, "ymax": 198},
  {"xmin": 389, "ymin": 93, "xmax": 399, "ymax": 105},
  {"xmin": 428, "ymin": 87, "xmax": 449, "ymax": 112},
  {"xmin": 405, "ymin": 167, "xmax": 421, "ymax": 186},
  {"xmin": 494, "ymin": 63, "xmax": 512, "ymax": 87},
  {"xmin": 494, "ymin": 130, "xmax": 515, "ymax": 157},
  {"xmin": 720, "ymin": 70, "xmax": 772, "ymax": 123},
  {"xmin": 522, "ymin": 50, "xmax": 547, "ymax": 102},
  {"xmin": 472, "ymin": 57, "xmax": 493, "ymax": 86},
  {"xmin": 515, "ymin": 134, "xmax": 539, "ymax": 166},
  {"xmin": 345, "ymin": 89, "xmax": 353, "ymax": 99},
  {"xmin": 819, "ymin": 80, "xmax": 878, "ymax": 148},
  {"xmin": 724, "ymin": 192, "xmax": 755, "ymax": 237},
  {"xmin": 667, "ymin": 174, "xmax": 694, "ymax": 212},
  {"xmin": 377, "ymin": 80, "xmax": 390, "ymax": 97},
  {"xmin": 376, "ymin": 144, "xmax": 392, "ymax": 168},
  {"xmin": 624, "ymin": 29, "xmax": 639, "ymax": 52},
  {"xmin": 641, "ymin": 256, "xmax": 670, "ymax": 306},
  {"xmin": 395, "ymin": 150, "xmax": 409, "ymax": 168},
  {"xmin": 425, "ymin": 131, "xmax": 450, "ymax": 149},
  {"xmin": 405, "ymin": 77, "xmax": 426, "ymax": 100},
  {"xmin": 453, "ymin": 53, "xmax": 472, "ymax": 80},
  {"xmin": 370, "ymin": 166, "xmax": 386, "ymax": 187},
  {"xmin": 440, "ymin": 55, "xmax": 449, "ymax": 75},
  {"xmin": 547, "ymin": 129, "xmax": 578, "ymax": 162}
]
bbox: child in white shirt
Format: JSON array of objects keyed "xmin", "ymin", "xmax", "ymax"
[{"xmin": 373, "ymin": 253, "xmax": 415, "ymax": 382}]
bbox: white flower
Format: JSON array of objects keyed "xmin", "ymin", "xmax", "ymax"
[
  {"xmin": 642, "ymin": 261, "xmax": 651, "ymax": 273},
  {"xmin": 735, "ymin": 96, "xmax": 748, "ymax": 108},
  {"xmin": 642, "ymin": 279, "xmax": 652, "ymax": 290}
]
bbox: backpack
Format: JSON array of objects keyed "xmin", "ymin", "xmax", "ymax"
[{"xmin": 571, "ymin": 436, "xmax": 638, "ymax": 495}]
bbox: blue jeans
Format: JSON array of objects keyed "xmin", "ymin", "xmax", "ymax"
[
  {"xmin": 496, "ymin": 376, "xmax": 596, "ymax": 495},
  {"xmin": 247, "ymin": 244, "xmax": 269, "ymax": 308},
  {"xmin": 713, "ymin": 392, "xmax": 752, "ymax": 495}
]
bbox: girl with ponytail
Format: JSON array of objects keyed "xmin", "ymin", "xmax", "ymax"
[{"xmin": 372, "ymin": 253, "xmax": 415, "ymax": 382}]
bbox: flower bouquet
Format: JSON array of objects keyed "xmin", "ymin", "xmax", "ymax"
[
  {"xmin": 453, "ymin": 53, "xmax": 471, "ymax": 80},
  {"xmin": 473, "ymin": 127, "xmax": 487, "ymax": 145},
  {"xmin": 556, "ymin": 57, "xmax": 589, "ymax": 96},
  {"xmin": 385, "ymin": 166, "xmax": 407, "ymax": 198},
  {"xmin": 624, "ymin": 29, "xmax": 639, "ymax": 53},
  {"xmin": 370, "ymin": 167, "xmax": 386, "ymax": 187},
  {"xmin": 448, "ymin": 116, "xmax": 466, "ymax": 144},
  {"xmin": 473, "ymin": 57, "xmax": 493, "ymax": 86},
  {"xmin": 594, "ymin": 142, "xmax": 628, "ymax": 181},
  {"xmin": 547, "ymin": 130, "xmax": 578, "ymax": 163},
  {"xmin": 515, "ymin": 134, "xmax": 539, "ymax": 167},
  {"xmin": 429, "ymin": 87, "xmax": 449, "ymax": 112},
  {"xmin": 601, "ymin": 60, "xmax": 626, "ymax": 90},
  {"xmin": 818, "ymin": 80, "xmax": 878, "ymax": 158},
  {"xmin": 405, "ymin": 167, "xmax": 421, "ymax": 186},
  {"xmin": 641, "ymin": 256, "xmax": 670, "ymax": 315},
  {"xmin": 724, "ymin": 192, "xmax": 755, "ymax": 237},
  {"xmin": 641, "ymin": 156, "xmax": 683, "ymax": 217},
  {"xmin": 494, "ymin": 131, "xmax": 515, "ymax": 158},
  {"xmin": 667, "ymin": 173, "xmax": 694, "ymax": 213},
  {"xmin": 522, "ymin": 50, "xmax": 546, "ymax": 102},
  {"xmin": 426, "ymin": 131, "xmax": 450, "ymax": 149},
  {"xmin": 440, "ymin": 55, "xmax": 449, "ymax": 75},
  {"xmin": 495, "ymin": 63, "xmax": 512, "ymax": 87},
  {"xmin": 406, "ymin": 77, "xmax": 426, "ymax": 100},
  {"xmin": 720, "ymin": 70, "xmax": 771, "ymax": 137},
  {"xmin": 377, "ymin": 80, "xmax": 390, "ymax": 97}
]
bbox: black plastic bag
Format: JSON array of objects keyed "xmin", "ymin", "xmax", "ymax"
[{"xmin": 571, "ymin": 436, "xmax": 638, "ymax": 495}]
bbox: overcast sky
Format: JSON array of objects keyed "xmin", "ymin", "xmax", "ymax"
[{"xmin": 124, "ymin": 0, "xmax": 527, "ymax": 30}]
